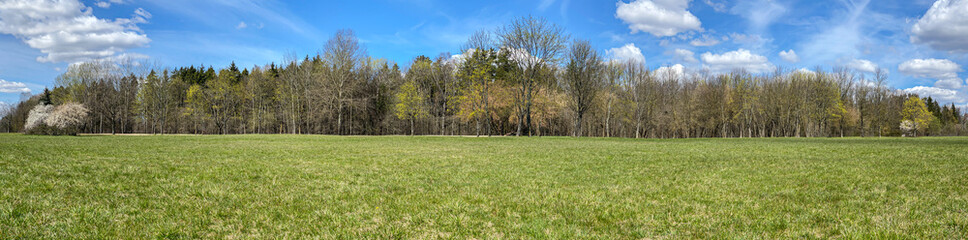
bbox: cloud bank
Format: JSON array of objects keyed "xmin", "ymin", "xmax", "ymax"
[
  {"xmin": 701, "ymin": 49, "xmax": 774, "ymax": 73},
  {"xmin": 0, "ymin": 0, "xmax": 151, "ymax": 63},
  {"xmin": 616, "ymin": 0, "xmax": 702, "ymax": 37}
]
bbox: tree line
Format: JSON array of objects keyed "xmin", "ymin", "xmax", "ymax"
[{"xmin": 2, "ymin": 16, "xmax": 966, "ymax": 137}]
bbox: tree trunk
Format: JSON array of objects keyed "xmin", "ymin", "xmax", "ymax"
[
  {"xmin": 605, "ymin": 101, "xmax": 612, "ymax": 138},
  {"xmin": 485, "ymin": 84, "xmax": 491, "ymax": 137},
  {"xmin": 635, "ymin": 122, "xmax": 641, "ymax": 139},
  {"xmin": 574, "ymin": 114, "xmax": 582, "ymax": 138}
]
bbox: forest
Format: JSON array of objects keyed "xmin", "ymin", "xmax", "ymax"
[{"xmin": 1, "ymin": 16, "xmax": 966, "ymax": 138}]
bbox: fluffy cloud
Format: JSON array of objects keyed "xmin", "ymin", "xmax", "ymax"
[
  {"xmin": 935, "ymin": 78, "xmax": 964, "ymax": 89},
  {"xmin": 911, "ymin": 0, "xmax": 968, "ymax": 52},
  {"xmin": 778, "ymin": 49, "xmax": 799, "ymax": 63},
  {"xmin": 899, "ymin": 59, "xmax": 965, "ymax": 100},
  {"xmin": 0, "ymin": 79, "xmax": 31, "ymax": 93},
  {"xmin": 236, "ymin": 21, "xmax": 248, "ymax": 29},
  {"xmin": 703, "ymin": 0, "xmax": 727, "ymax": 12},
  {"xmin": 671, "ymin": 48, "xmax": 697, "ymax": 63},
  {"xmin": 448, "ymin": 48, "xmax": 479, "ymax": 66},
  {"xmin": 94, "ymin": 0, "xmax": 124, "ymax": 8},
  {"xmin": 898, "ymin": 58, "xmax": 961, "ymax": 79},
  {"xmin": 606, "ymin": 43, "xmax": 646, "ymax": 64},
  {"xmin": 0, "ymin": 0, "xmax": 151, "ymax": 63},
  {"xmin": 655, "ymin": 64, "xmax": 686, "ymax": 80},
  {"xmin": 615, "ymin": 0, "xmax": 702, "ymax": 37},
  {"xmin": 701, "ymin": 49, "xmax": 774, "ymax": 73},
  {"xmin": 846, "ymin": 59, "xmax": 878, "ymax": 73},
  {"xmin": 503, "ymin": 48, "xmax": 541, "ymax": 69},
  {"xmin": 728, "ymin": 33, "xmax": 764, "ymax": 45},
  {"xmin": 795, "ymin": 68, "xmax": 815, "ymax": 75},
  {"xmin": 689, "ymin": 38, "xmax": 719, "ymax": 47},
  {"xmin": 903, "ymin": 86, "xmax": 967, "ymax": 103}
]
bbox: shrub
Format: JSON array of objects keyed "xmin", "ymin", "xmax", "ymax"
[
  {"xmin": 24, "ymin": 104, "xmax": 52, "ymax": 131},
  {"xmin": 900, "ymin": 120, "xmax": 916, "ymax": 137},
  {"xmin": 24, "ymin": 103, "xmax": 89, "ymax": 135},
  {"xmin": 45, "ymin": 102, "xmax": 89, "ymax": 135}
]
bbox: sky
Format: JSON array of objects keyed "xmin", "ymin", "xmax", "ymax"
[{"xmin": 1, "ymin": 0, "xmax": 967, "ymax": 109}]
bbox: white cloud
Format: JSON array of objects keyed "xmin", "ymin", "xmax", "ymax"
[
  {"xmin": 101, "ymin": 52, "xmax": 149, "ymax": 64},
  {"xmin": 689, "ymin": 38, "xmax": 719, "ymax": 47},
  {"xmin": 502, "ymin": 47, "xmax": 542, "ymax": 69},
  {"xmin": 703, "ymin": 0, "xmax": 727, "ymax": 12},
  {"xmin": 448, "ymin": 48, "xmax": 477, "ymax": 66},
  {"xmin": 655, "ymin": 64, "xmax": 686, "ymax": 80},
  {"xmin": 898, "ymin": 58, "xmax": 962, "ymax": 79},
  {"xmin": 728, "ymin": 33, "xmax": 761, "ymax": 44},
  {"xmin": 0, "ymin": 0, "xmax": 151, "ymax": 63},
  {"xmin": 795, "ymin": 68, "xmax": 815, "ymax": 75},
  {"xmin": 615, "ymin": 0, "xmax": 702, "ymax": 37},
  {"xmin": 236, "ymin": 21, "xmax": 248, "ymax": 29},
  {"xmin": 606, "ymin": 43, "xmax": 646, "ymax": 64},
  {"xmin": 903, "ymin": 86, "xmax": 967, "ymax": 103},
  {"xmin": 671, "ymin": 48, "xmax": 697, "ymax": 63},
  {"xmin": 935, "ymin": 78, "xmax": 964, "ymax": 89},
  {"xmin": 911, "ymin": 0, "xmax": 968, "ymax": 52},
  {"xmin": 701, "ymin": 49, "xmax": 775, "ymax": 73},
  {"xmin": 94, "ymin": 0, "xmax": 123, "ymax": 8},
  {"xmin": 0, "ymin": 79, "xmax": 31, "ymax": 93},
  {"xmin": 846, "ymin": 59, "xmax": 878, "ymax": 73},
  {"xmin": 778, "ymin": 49, "xmax": 799, "ymax": 63},
  {"xmin": 134, "ymin": 8, "xmax": 152, "ymax": 19}
]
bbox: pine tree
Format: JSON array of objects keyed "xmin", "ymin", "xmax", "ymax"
[{"xmin": 39, "ymin": 88, "xmax": 52, "ymax": 105}]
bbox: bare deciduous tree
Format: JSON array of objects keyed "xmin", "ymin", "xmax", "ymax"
[
  {"xmin": 497, "ymin": 16, "xmax": 568, "ymax": 136},
  {"xmin": 322, "ymin": 29, "xmax": 366, "ymax": 135},
  {"xmin": 562, "ymin": 40, "xmax": 603, "ymax": 137}
]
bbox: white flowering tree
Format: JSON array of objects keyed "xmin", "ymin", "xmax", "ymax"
[
  {"xmin": 45, "ymin": 102, "xmax": 89, "ymax": 135},
  {"xmin": 23, "ymin": 103, "xmax": 89, "ymax": 135},
  {"xmin": 24, "ymin": 104, "xmax": 53, "ymax": 131},
  {"xmin": 900, "ymin": 120, "xmax": 916, "ymax": 137}
]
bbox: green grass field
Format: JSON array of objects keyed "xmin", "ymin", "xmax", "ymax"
[{"xmin": 1, "ymin": 134, "xmax": 966, "ymax": 239}]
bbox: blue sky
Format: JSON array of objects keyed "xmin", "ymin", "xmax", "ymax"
[{"xmin": 1, "ymin": 0, "xmax": 968, "ymax": 108}]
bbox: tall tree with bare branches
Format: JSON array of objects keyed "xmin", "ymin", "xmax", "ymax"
[
  {"xmin": 562, "ymin": 40, "xmax": 603, "ymax": 137},
  {"xmin": 322, "ymin": 29, "xmax": 366, "ymax": 135},
  {"xmin": 497, "ymin": 16, "xmax": 568, "ymax": 136}
]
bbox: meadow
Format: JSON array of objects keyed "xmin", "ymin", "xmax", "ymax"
[{"xmin": 1, "ymin": 134, "xmax": 966, "ymax": 239}]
